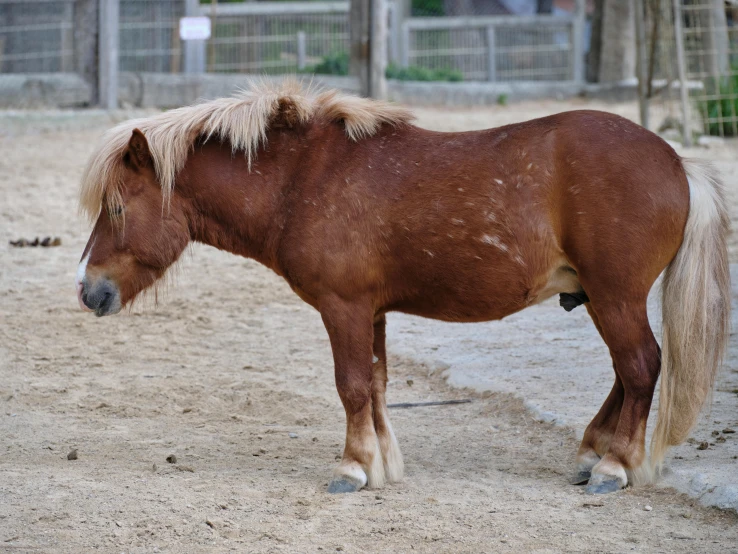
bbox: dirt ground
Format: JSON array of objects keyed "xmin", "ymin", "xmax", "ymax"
[{"xmin": 2, "ymin": 99, "xmax": 738, "ymax": 553}]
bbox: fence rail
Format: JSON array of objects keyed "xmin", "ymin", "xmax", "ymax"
[
  {"xmin": 0, "ymin": 0, "xmax": 74, "ymax": 74},
  {"xmin": 402, "ymin": 14, "xmax": 579, "ymax": 82}
]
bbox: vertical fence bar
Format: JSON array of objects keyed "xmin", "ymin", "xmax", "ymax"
[
  {"xmin": 98, "ymin": 0, "xmax": 119, "ymax": 109},
  {"xmin": 389, "ymin": 0, "xmax": 408, "ymax": 65},
  {"xmin": 370, "ymin": 0, "xmax": 387, "ymax": 99},
  {"xmin": 350, "ymin": 0, "xmax": 370, "ymax": 96},
  {"xmin": 572, "ymin": 0, "xmax": 585, "ymax": 83},
  {"xmin": 400, "ymin": 20, "xmax": 409, "ymax": 67},
  {"xmin": 183, "ymin": 0, "xmax": 206, "ymax": 73},
  {"xmin": 634, "ymin": 0, "xmax": 649, "ymax": 128},
  {"xmin": 486, "ymin": 25, "xmax": 496, "ymax": 82},
  {"xmin": 673, "ymin": 0, "xmax": 692, "ymax": 146},
  {"xmin": 60, "ymin": 2, "xmax": 74, "ymax": 71},
  {"xmin": 296, "ymin": 30, "xmax": 306, "ymax": 70}
]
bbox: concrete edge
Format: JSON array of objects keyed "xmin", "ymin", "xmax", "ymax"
[{"xmin": 1, "ymin": 72, "xmax": 660, "ymax": 112}]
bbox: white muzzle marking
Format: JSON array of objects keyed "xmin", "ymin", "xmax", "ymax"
[{"xmin": 76, "ymin": 248, "xmax": 93, "ymax": 312}]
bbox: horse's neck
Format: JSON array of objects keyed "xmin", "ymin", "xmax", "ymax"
[{"xmin": 179, "ymin": 131, "xmax": 302, "ymax": 269}]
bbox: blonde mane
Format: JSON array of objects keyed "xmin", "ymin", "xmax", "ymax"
[{"xmin": 79, "ymin": 79, "xmax": 414, "ymax": 219}]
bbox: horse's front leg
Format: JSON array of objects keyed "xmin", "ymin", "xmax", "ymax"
[{"xmin": 320, "ymin": 296, "xmax": 385, "ymax": 493}]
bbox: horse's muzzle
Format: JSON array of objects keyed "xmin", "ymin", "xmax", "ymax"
[{"xmin": 78, "ymin": 278, "xmax": 121, "ymax": 317}]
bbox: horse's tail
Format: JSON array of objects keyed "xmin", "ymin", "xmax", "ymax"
[{"xmin": 651, "ymin": 159, "xmax": 731, "ymax": 472}]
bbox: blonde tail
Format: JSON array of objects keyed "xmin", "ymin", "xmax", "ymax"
[{"xmin": 651, "ymin": 159, "xmax": 731, "ymax": 471}]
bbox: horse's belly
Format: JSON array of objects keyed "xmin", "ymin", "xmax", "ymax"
[
  {"xmin": 388, "ymin": 263, "xmax": 534, "ymax": 322},
  {"xmin": 387, "ymin": 252, "xmax": 580, "ymax": 323}
]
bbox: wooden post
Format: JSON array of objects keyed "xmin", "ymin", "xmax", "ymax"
[
  {"xmin": 634, "ymin": 0, "xmax": 648, "ymax": 128},
  {"xmin": 673, "ymin": 0, "xmax": 692, "ymax": 146},
  {"xmin": 369, "ymin": 0, "xmax": 387, "ymax": 99},
  {"xmin": 98, "ymin": 0, "xmax": 119, "ymax": 110},
  {"xmin": 486, "ymin": 26, "xmax": 496, "ymax": 82},
  {"xmin": 183, "ymin": 0, "xmax": 206, "ymax": 74},
  {"xmin": 350, "ymin": 0, "xmax": 371, "ymax": 96},
  {"xmin": 297, "ymin": 31, "xmax": 307, "ymax": 70}
]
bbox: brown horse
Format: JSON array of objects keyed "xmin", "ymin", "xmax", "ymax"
[{"xmin": 76, "ymin": 80, "xmax": 730, "ymax": 494}]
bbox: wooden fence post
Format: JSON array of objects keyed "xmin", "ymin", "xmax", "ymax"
[
  {"xmin": 74, "ymin": 0, "xmax": 99, "ymax": 104},
  {"xmin": 350, "ymin": 0, "xmax": 370, "ymax": 96},
  {"xmin": 673, "ymin": 0, "xmax": 692, "ymax": 146}
]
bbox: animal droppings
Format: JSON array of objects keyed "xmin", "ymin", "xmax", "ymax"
[
  {"xmin": 67, "ymin": 449, "xmax": 78, "ymax": 460},
  {"xmin": 166, "ymin": 454, "xmax": 177, "ymax": 464},
  {"xmin": 9, "ymin": 236, "xmax": 61, "ymax": 248}
]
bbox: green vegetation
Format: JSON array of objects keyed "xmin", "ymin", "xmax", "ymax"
[
  {"xmin": 304, "ymin": 51, "xmax": 350, "ymax": 76},
  {"xmin": 696, "ymin": 66, "xmax": 738, "ymax": 137},
  {"xmin": 304, "ymin": 53, "xmax": 463, "ymax": 82},
  {"xmin": 385, "ymin": 62, "xmax": 462, "ymax": 82},
  {"xmin": 412, "ymin": 0, "xmax": 445, "ymax": 16}
]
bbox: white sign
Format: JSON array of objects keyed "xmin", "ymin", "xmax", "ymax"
[{"xmin": 179, "ymin": 16, "xmax": 211, "ymax": 41}]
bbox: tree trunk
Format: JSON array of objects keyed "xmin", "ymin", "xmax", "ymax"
[
  {"xmin": 587, "ymin": 0, "xmax": 604, "ymax": 82},
  {"xmin": 350, "ymin": 0, "xmax": 370, "ymax": 95},
  {"xmin": 599, "ymin": 0, "xmax": 636, "ymax": 83}
]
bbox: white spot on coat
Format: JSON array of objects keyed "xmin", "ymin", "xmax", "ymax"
[{"xmin": 479, "ymin": 234, "xmax": 509, "ymax": 252}]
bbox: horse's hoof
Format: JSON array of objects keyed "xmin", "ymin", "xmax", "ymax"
[
  {"xmin": 570, "ymin": 470, "xmax": 591, "ymax": 486},
  {"xmin": 327, "ymin": 477, "xmax": 363, "ymax": 494},
  {"xmin": 585, "ymin": 478, "xmax": 623, "ymax": 494}
]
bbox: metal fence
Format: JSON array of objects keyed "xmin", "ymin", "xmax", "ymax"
[
  {"xmin": 0, "ymin": 0, "xmax": 75, "ymax": 73},
  {"xmin": 0, "ymin": 0, "xmax": 589, "ymax": 108},
  {"xmin": 0, "ymin": 0, "xmax": 584, "ymax": 83},
  {"xmin": 639, "ymin": 0, "xmax": 738, "ymax": 140},
  {"xmin": 198, "ymin": 2, "xmax": 349, "ymax": 74},
  {"xmin": 120, "ymin": 0, "xmax": 184, "ymax": 73},
  {"xmin": 402, "ymin": 14, "xmax": 580, "ymax": 82}
]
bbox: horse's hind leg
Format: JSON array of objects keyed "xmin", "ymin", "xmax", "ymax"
[
  {"xmin": 571, "ymin": 305, "xmax": 624, "ymax": 485},
  {"xmin": 372, "ymin": 315, "xmax": 404, "ymax": 482},
  {"xmin": 581, "ymin": 298, "xmax": 660, "ymax": 494},
  {"xmin": 320, "ymin": 296, "xmax": 385, "ymax": 493}
]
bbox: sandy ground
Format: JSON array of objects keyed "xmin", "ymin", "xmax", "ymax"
[{"xmin": 2, "ymin": 100, "xmax": 738, "ymax": 552}]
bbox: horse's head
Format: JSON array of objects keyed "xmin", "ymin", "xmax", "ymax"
[{"xmin": 76, "ymin": 129, "xmax": 190, "ymax": 316}]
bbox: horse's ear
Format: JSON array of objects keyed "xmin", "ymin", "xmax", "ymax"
[{"xmin": 125, "ymin": 129, "xmax": 152, "ymax": 170}]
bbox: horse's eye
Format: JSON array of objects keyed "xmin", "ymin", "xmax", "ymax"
[{"xmin": 110, "ymin": 205, "xmax": 124, "ymax": 217}]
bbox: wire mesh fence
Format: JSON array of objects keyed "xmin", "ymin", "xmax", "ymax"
[
  {"xmin": 119, "ymin": 0, "xmax": 185, "ymax": 73},
  {"xmin": 205, "ymin": 7, "xmax": 349, "ymax": 74},
  {"xmin": 405, "ymin": 16, "xmax": 576, "ymax": 82},
  {"xmin": 681, "ymin": 0, "xmax": 738, "ymax": 137},
  {"xmin": 0, "ymin": 0, "xmax": 75, "ymax": 73},
  {"xmin": 0, "ymin": 0, "xmax": 589, "ymax": 104},
  {"xmin": 642, "ymin": 0, "xmax": 738, "ymax": 139}
]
